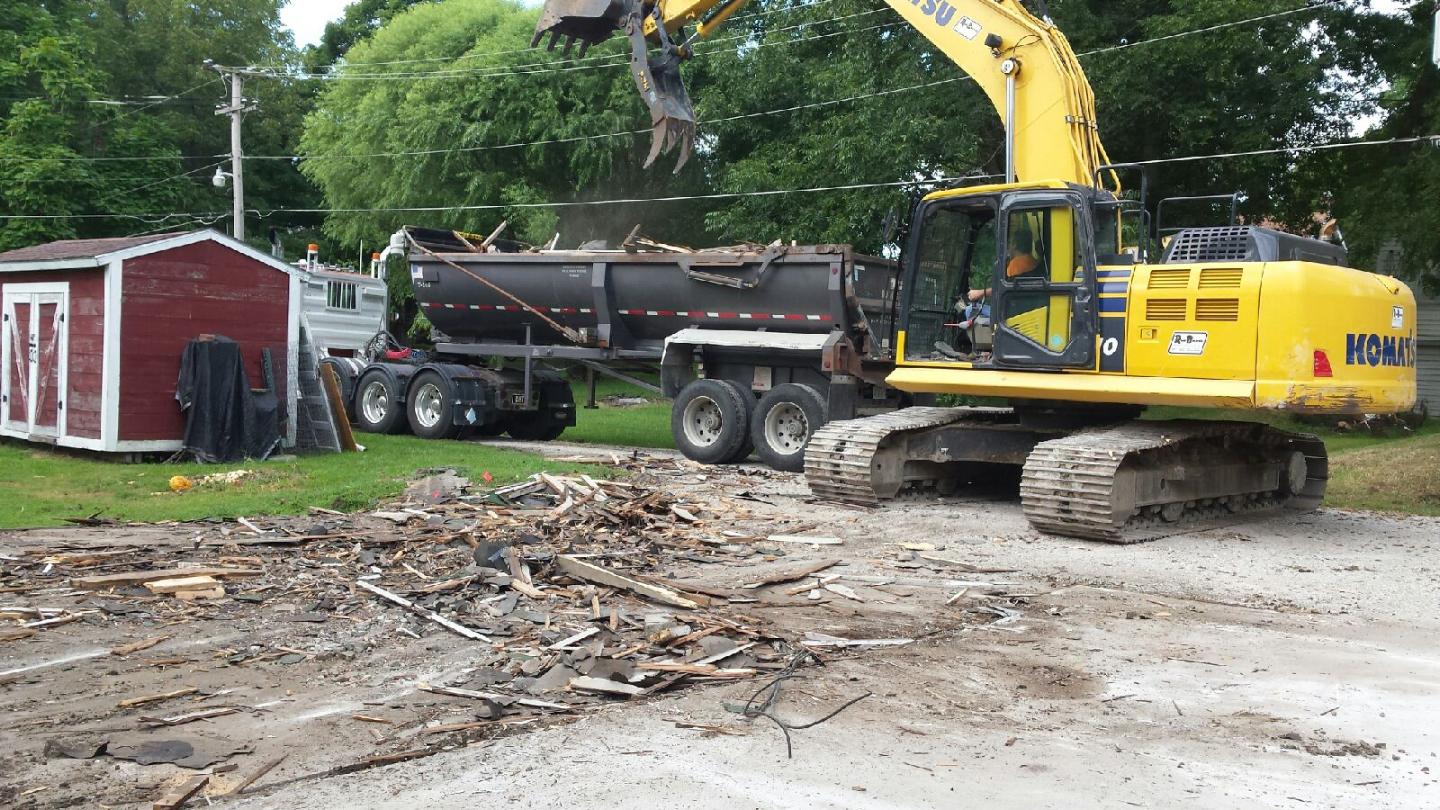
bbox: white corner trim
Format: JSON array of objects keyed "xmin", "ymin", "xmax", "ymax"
[
  {"xmin": 286, "ymin": 273, "xmax": 301, "ymax": 448},
  {"xmin": 57, "ymin": 435, "xmax": 107, "ymax": 452},
  {"xmin": 101, "ymin": 259, "xmax": 122, "ymax": 451},
  {"xmin": 112, "ymin": 439, "xmax": 184, "ymax": 453}
]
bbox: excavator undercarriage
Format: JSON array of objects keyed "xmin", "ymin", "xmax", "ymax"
[{"xmin": 805, "ymin": 409, "xmax": 1328, "ymax": 544}]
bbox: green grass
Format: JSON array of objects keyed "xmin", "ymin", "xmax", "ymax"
[
  {"xmin": 0, "ymin": 434, "xmax": 600, "ymax": 530},
  {"xmin": 1328, "ymin": 431, "xmax": 1440, "ymax": 515},
  {"xmin": 564, "ymin": 375, "xmax": 674, "ymax": 449}
]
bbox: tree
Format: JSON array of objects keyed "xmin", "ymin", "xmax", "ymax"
[
  {"xmin": 1324, "ymin": 0, "xmax": 1439, "ymax": 289},
  {"xmin": 308, "ymin": 0, "xmax": 431, "ymax": 68},
  {"xmin": 299, "ymin": 0, "xmax": 713, "ymax": 253}
]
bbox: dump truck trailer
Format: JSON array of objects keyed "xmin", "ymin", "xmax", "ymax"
[{"xmin": 324, "ymin": 229, "xmax": 910, "ymax": 470}]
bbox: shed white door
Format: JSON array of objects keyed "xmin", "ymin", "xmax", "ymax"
[{"xmin": 2, "ymin": 286, "xmax": 68, "ymax": 440}]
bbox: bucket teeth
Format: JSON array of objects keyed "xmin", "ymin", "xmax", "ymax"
[{"xmin": 532, "ymin": 0, "xmax": 696, "ymax": 173}]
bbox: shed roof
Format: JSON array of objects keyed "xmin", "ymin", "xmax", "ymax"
[
  {"xmin": 0, "ymin": 232, "xmax": 188, "ymax": 264},
  {"xmin": 0, "ymin": 229, "xmax": 297, "ymax": 277}
]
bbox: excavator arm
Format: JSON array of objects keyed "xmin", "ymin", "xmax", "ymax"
[{"xmin": 533, "ymin": 0, "xmax": 1112, "ymax": 183}]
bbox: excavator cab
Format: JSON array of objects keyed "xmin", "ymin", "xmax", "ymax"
[
  {"xmin": 901, "ymin": 185, "xmax": 1097, "ymax": 371},
  {"xmin": 532, "ymin": 0, "xmax": 698, "ymax": 171}
]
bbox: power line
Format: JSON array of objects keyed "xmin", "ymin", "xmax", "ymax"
[
  {"xmin": 0, "ymin": 1, "xmax": 1362, "ymax": 168},
  {"xmin": 297, "ymin": 7, "xmax": 892, "ymax": 81},
  {"xmin": 5, "ymin": 133, "xmax": 1437, "ymax": 222}
]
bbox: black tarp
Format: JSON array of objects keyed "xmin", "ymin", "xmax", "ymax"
[{"xmin": 175, "ymin": 336, "xmax": 280, "ymax": 463}]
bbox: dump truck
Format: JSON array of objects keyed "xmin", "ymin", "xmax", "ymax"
[{"xmin": 324, "ymin": 228, "xmax": 910, "ymax": 471}]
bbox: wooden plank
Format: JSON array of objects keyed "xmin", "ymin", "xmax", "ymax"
[
  {"xmin": 219, "ymin": 753, "xmax": 287, "ymax": 797},
  {"xmin": 153, "ymin": 774, "xmax": 208, "ymax": 810},
  {"xmin": 355, "ymin": 580, "xmax": 491, "ymax": 642},
  {"xmin": 555, "ymin": 555, "xmax": 699, "ymax": 610},
  {"xmin": 72, "ymin": 567, "xmax": 261, "ymax": 590},
  {"xmin": 118, "ymin": 687, "xmax": 197, "ymax": 708},
  {"xmin": 741, "ymin": 559, "xmax": 840, "ymax": 589},
  {"xmin": 145, "ymin": 576, "xmax": 220, "ymax": 594},
  {"xmin": 319, "ymin": 363, "xmax": 358, "ymax": 452},
  {"xmin": 111, "ymin": 635, "xmax": 171, "ymax": 656}
]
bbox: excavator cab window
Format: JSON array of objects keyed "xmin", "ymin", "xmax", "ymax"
[
  {"xmin": 991, "ymin": 194, "xmax": 1096, "ymax": 369},
  {"xmin": 901, "ymin": 202, "xmax": 999, "ymax": 363}
]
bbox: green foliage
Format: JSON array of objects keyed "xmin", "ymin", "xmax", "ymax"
[
  {"xmin": 1323, "ymin": 0, "xmax": 1440, "ymax": 288},
  {"xmin": 299, "ymin": 0, "xmax": 713, "ymax": 251},
  {"xmin": 0, "ymin": 1, "xmax": 314, "ymax": 252},
  {"xmin": 309, "ymin": 0, "xmax": 430, "ymax": 68},
  {"xmin": 689, "ymin": 0, "xmax": 993, "ymax": 252}
]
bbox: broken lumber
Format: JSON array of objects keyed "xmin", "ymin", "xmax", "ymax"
[
  {"xmin": 72, "ymin": 567, "xmax": 260, "ymax": 590},
  {"xmin": 111, "ymin": 635, "xmax": 171, "ymax": 656},
  {"xmin": 741, "ymin": 559, "xmax": 840, "ymax": 589},
  {"xmin": 568, "ymin": 676, "xmax": 644, "ymax": 697},
  {"xmin": 153, "ymin": 774, "xmax": 208, "ymax": 810},
  {"xmin": 220, "ymin": 753, "xmax": 287, "ymax": 797},
  {"xmin": 145, "ymin": 575, "xmax": 220, "ymax": 594},
  {"xmin": 767, "ymin": 535, "xmax": 843, "ymax": 546},
  {"xmin": 118, "ymin": 687, "xmax": 198, "ymax": 708},
  {"xmin": 556, "ymin": 555, "xmax": 699, "ymax": 609},
  {"xmin": 355, "ymin": 580, "xmax": 491, "ymax": 642}
]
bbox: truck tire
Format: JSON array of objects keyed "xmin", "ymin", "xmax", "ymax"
[
  {"xmin": 407, "ymin": 371, "xmax": 464, "ymax": 440},
  {"xmin": 672, "ymin": 379, "xmax": 754, "ymax": 465},
  {"xmin": 319, "ymin": 357, "xmax": 362, "ymax": 421},
  {"xmin": 751, "ymin": 383, "xmax": 828, "ymax": 472},
  {"xmin": 354, "ymin": 371, "xmax": 406, "ymax": 434}
]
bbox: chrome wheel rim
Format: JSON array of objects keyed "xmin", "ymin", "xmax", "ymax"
[
  {"xmin": 414, "ymin": 382, "xmax": 444, "ymax": 429},
  {"xmin": 763, "ymin": 401, "xmax": 810, "ymax": 455},
  {"xmin": 361, "ymin": 381, "xmax": 389, "ymax": 425},
  {"xmin": 682, "ymin": 395, "xmax": 724, "ymax": 447}
]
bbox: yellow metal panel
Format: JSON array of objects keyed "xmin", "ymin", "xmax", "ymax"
[
  {"xmin": 924, "ymin": 180, "xmax": 1069, "ymax": 202},
  {"xmin": 886, "ymin": 366, "xmax": 1256, "ymax": 408},
  {"xmin": 1254, "ymin": 262, "xmax": 1417, "ymax": 413},
  {"xmin": 1125, "ymin": 263, "xmax": 1259, "ymax": 381}
]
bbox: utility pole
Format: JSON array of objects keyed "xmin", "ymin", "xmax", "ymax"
[{"xmin": 206, "ymin": 61, "xmax": 270, "ymax": 242}]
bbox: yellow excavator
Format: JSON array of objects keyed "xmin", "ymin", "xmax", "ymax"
[{"xmin": 533, "ymin": 0, "xmax": 1419, "ymax": 542}]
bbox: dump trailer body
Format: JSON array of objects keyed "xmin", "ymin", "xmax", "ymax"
[
  {"xmin": 407, "ymin": 244, "xmax": 899, "ymax": 356},
  {"xmin": 391, "ymin": 237, "xmax": 905, "ymax": 469}
]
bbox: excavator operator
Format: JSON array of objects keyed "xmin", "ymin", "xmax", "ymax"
[{"xmin": 965, "ymin": 230, "xmax": 1039, "ymax": 304}]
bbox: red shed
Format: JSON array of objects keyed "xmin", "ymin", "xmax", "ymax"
[{"xmin": 0, "ymin": 230, "xmax": 299, "ymax": 454}]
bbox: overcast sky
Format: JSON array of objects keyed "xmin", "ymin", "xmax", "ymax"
[{"xmin": 281, "ymin": 0, "xmax": 352, "ymax": 46}]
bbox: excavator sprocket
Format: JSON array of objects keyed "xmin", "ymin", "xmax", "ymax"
[{"xmin": 1020, "ymin": 421, "xmax": 1328, "ymax": 544}]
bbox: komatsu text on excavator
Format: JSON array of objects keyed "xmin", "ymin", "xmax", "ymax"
[{"xmin": 533, "ymin": 0, "xmax": 1418, "ymax": 542}]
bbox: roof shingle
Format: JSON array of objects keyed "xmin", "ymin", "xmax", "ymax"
[{"xmin": 0, "ymin": 232, "xmax": 192, "ymax": 264}]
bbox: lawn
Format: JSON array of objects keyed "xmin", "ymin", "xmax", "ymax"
[
  {"xmin": 0, "ymin": 434, "xmax": 599, "ymax": 530},
  {"xmin": 1144, "ymin": 406, "xmax": 1440, "ymax": 513},
  {"xmin": 564, "ymin": 375, "xmax": 674, "ymax": 450}
]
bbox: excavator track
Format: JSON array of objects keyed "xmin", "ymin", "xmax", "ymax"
[
  {"xmin": 804, "ymin": 407, "xmax": 974, "ymax": 506},
  {"xmin": 805, "ymin": 412, "xmax": 1328, "ymax": 544},
  {"xmin": 1020, "ymin": 421, "xmax": 1328, "ymax": 544}
]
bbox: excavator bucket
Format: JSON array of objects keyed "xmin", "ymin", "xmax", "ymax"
[{"xmin": 532, "ymin": 0, "xmax": 696, "ymax": 172}]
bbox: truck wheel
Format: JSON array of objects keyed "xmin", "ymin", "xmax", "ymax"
[
  {"xmin": 407, "ymin": 371, "xmax": 463, "ymax": 440},
  {"xmin": 354, "ymin": 371, "xmax": 406, "ymax": 434},
  {"xmin": 751, "ymin": 383, "xmax": 828, "ymax": 472},
  {"xmin": 319, "ymin": 358, "xmax": 361, "ymax": 421},
  {"xmin": 672, "ymin": 379, "xmax": 754, "ymax": 465}
]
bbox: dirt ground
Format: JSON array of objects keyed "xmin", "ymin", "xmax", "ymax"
[{"xmin": 3, "ymin": 439, "xmax": 1438, "ymax": 809}]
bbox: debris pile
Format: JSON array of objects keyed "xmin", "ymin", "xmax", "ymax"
[{"xmin": 2, "ymin": 471, "xmax": 824, "ymax": 756}]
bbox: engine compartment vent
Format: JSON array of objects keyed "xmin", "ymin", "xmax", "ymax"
[
  {"xmin": 1161, "ymin": 226, "xmax": 1348, "ymax": 266},
  {"xmin": 1195, "ymin": 298, "xmax": 1241, "ymax": 322},
  {"xmin": 1145, "ymin": 299, "xmax": 1187, "ymax": 321},
  {"xmin": 1147, "ymin": 269, "xmax": 1192, "ymax": 289},
  {"xmin": 1198, "ymin": 267, "xmax": 1244, "ymax": 289}
]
